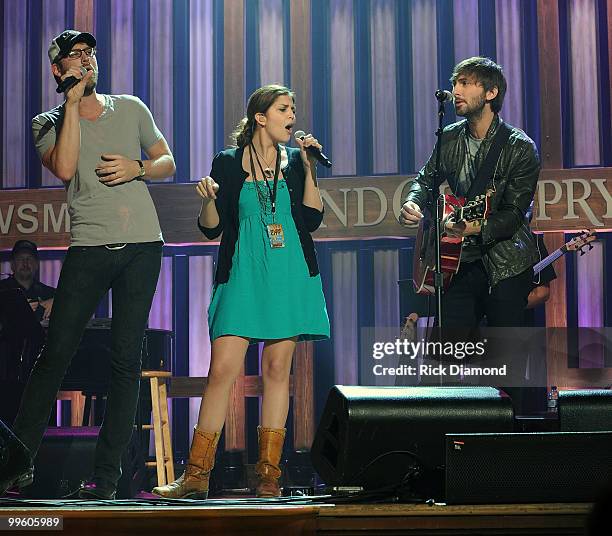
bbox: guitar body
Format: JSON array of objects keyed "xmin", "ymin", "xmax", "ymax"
[{"xmin": 413, "ymin": 193, "xmax": 490, "ymax": 296}]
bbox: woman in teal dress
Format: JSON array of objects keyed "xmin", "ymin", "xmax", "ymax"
[{"xmin": 153, "ymin": 85, "xmax": 329, "ymax": 499}]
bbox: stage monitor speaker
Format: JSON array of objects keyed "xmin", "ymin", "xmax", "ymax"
[
  {"xmin": 25, "ymin": 427, "xmax": 97, "ymax": 498},
  {"xmin": 559, "ymin": 389, "xmax": 612, "ymax": 431},
  {"xmin": 24, "ymin": 427, "xmax": 142, "ymax": 499},
  {"xmin": 311, "ymin": 386, "xmax": 514, "ymax": 498},
  {"xmin": 445, "ymin": 431, "xmax": 612, "ymax": 504}
]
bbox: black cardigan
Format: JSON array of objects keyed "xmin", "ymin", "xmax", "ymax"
[{"xmin": 197, "ymin": 146, "xmax": 324, "ymax": 285}]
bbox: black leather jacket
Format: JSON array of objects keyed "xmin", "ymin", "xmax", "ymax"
[{"xmin": 405, "ymin": 116, "xmax": 540, "ymax": 288}]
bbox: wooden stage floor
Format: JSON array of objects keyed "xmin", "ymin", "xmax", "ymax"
[{"xmin": 0, "ymin": 498, "xmax": 592, "ymax": 535}]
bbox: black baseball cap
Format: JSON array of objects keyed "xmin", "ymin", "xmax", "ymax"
[
  {"xmin": 48, "ymin": 30, "xmax": 96, "ymax": 64},
  {"xmin": 11, "ymin": 240, "xmax": 39, "ymax": 259}
]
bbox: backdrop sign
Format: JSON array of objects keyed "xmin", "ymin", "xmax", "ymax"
[{"xmin": 1, "ymin": 168, "xmax": 611, "ymax": 249}]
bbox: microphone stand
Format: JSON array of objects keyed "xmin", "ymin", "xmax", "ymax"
[{"xmin": 430, "ymin": 99, "xmax": 447, "ymax": 330}]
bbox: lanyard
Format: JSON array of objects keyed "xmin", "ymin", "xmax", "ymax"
[{"xmin": 249, "ymin": 143, "xmax": 281, "ymax": 215}]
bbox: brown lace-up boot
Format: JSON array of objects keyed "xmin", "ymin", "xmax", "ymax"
[
  {"xmin": 152, "ymin": 428, "xmax": 220, "ymax": 499},
  {"xmin": 254, "ymin": 426, "xmax": 286, "ymax": 497}
]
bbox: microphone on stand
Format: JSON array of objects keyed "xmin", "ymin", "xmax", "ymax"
[
  {"xmin": 294, "ymin": 130, "xmax": 332, "ymax": 168},
  {"xmin": 435, "ymin": 89, "xmax": 454, "ymax": 103}
]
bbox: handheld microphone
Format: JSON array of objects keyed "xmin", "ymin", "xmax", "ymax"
[
  {"xmin": 56, "ymin": 67, "xmax": 88, "ymax": 94},
  {"xmin": 435, "ymin": 89, "xmax": 454, "ymax": 103},
  {"xmin": 294, "ymin": 130, "xmax": 332, "ymax": 168}
]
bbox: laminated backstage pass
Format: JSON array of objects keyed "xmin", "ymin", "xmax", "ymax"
[{"xmin": 266, "ymin": 223, "xmax": 285, "ymax": 248}]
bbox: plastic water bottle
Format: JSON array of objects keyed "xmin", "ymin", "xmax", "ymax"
[{"xmin": 547, "ymin": 385, "xmax": 559, "ymax": 414}]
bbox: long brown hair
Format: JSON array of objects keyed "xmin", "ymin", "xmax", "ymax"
[{"xmin": 230, "ymin": 84, "xmax": 295, "ymax": 147}]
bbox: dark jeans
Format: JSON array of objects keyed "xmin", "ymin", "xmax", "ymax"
[
  {"xmin": 440, "ymin": 260, "xmax": 536, "ymax": 413},
  {"xmin": 13, "ymin": 242, "xmax": 162, "ymax": 486},
  {"xmin": 442, "ymin": 260, "xmax": 532, "ymax": 328}
]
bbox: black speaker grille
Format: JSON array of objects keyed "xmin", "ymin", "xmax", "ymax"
[
  {"xmin": 559, "ymin": 390, "xmax": 612, "ymax": 432},
  {"xmin": 311, "ymin": 385, "xmax": 514, "ymax": 496},
  {"xmin": 446, "ymin": 431, "xmax": 612, "ymax": 504}
]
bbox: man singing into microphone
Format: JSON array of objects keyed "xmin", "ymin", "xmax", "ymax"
[
  {"xmin": 7, "ymin": 30, "xmax": 175, "ymax": 499},
  {"xmin": 400, "ymin": 57, "xmax": 540, "ymax": 328}
]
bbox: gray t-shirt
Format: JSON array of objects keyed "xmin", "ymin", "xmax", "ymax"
[
  {"xmin": 457, "ymin": 134, "xmax": 483, "ymax": 262},
  {"xmin": 32, "ymin": 94, "xmax": 165, "ymax": 246},
  {"xmin": 457, "ymin": 134, "xmax": 483, "ymax": 197}
]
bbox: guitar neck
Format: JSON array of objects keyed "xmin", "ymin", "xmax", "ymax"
[{"xmin": 533, "ymin": 246, "xmax": 565, "ymax": 276}]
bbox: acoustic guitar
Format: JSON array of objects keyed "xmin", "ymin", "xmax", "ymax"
[{"xmin": 413, "ymin": 192, "xmax": 492, "ymax": 295}]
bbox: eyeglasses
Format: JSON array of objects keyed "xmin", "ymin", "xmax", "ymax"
[{"xmin": 66, "ymin": 47, "xmax": 96, "ymax": 60}]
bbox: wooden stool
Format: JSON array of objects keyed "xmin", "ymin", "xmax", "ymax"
[
  {"xmin": 141, "ymin": 370, "xmax": 175, "ymax": 486},
  {"xmin": 57, "ymin": 391, "xmax": 87, "ymax": 426}
]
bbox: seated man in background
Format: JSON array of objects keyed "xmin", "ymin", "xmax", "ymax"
[
  {"xmin": 0, "ymin": 240, "xmax": 55, "ymax": 323},
  {"xmin": 0, "ymin": 241, "xmax": 55, "ymax": 431}
]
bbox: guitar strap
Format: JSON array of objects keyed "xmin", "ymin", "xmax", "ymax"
[{"xmin": 466, "ymin": 120, "xmax": 512, "ymax": 201}]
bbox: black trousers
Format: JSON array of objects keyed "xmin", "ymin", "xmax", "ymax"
[
  {"xmin": 13, "ymin": 242, "xmax": 162, "ymax": 487},
  {"xmin": 441, "ymin": 260, "xmax": 532, "ymax": 328},
  {"xmin": 440, "ymin": 260, "xmax": 540, "ymax": 414}
]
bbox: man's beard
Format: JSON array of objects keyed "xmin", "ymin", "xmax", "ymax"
[
  {"xmin": 457, "ymin": 95, "xmax": 486, "ymax": 121},
  {"xmin": 83, "ymin": 82, "xmax": 96, "ymax": 97}
]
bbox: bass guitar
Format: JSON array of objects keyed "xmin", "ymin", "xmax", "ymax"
[{"xmin": 533, "ymin": 230, "xmax": 596, "ymax": 276}]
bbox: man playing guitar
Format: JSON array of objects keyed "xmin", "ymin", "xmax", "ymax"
[{"xmin": 400, "ymin": 57, "xmax": 540, "ymax": 329}]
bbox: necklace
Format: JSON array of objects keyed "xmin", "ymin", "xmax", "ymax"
[{"xmin": 253, "ymin": 142, "xmax": 277, "ymax": 178}]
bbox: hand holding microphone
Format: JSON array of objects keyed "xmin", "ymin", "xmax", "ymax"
[
  {"xmin": 57, "ymin": 66, "xmax": 92, "ymax": 100},
  {"xmin": 294, "ymin": 130, "xmax": 332, "ymax": 168}
]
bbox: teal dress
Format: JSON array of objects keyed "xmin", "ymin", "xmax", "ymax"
[{"xmin": 208, "ymin": 177, "xmax": 330, "ymax": 342}]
